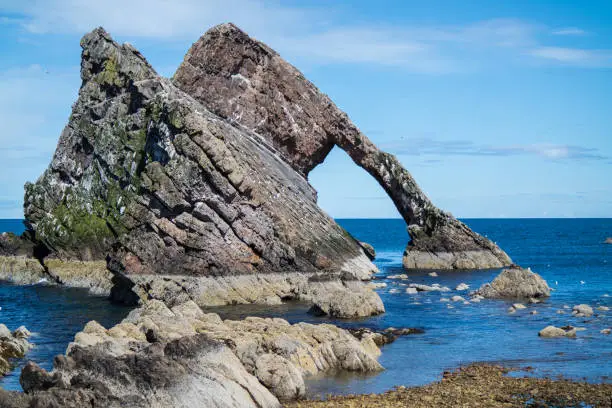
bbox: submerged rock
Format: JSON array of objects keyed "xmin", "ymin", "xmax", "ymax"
[
  {"xmin": 348, "ymin": 327, "xmax": 424, "ymax": 347},
  {"xmin": 0, "ymin": 324, "xmax": 32, "ymax": 376},
  {"xmin": 409, "ymin": 283, "xmax": 450, "ymax": 292},
  {"xmin": 473, "ymin": 265, "xmax": 550, "ymax": 299}
]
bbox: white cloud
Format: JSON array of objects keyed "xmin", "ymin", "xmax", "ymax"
[
  {"xmin": 382, "ymin": 138, "xmax": 608, "ymax": 161},
  {"xmin": 2, "ymin": 1, "xmax": 610, "ymax": 72},
  {"xmin": 552, "ymin": 27, "xmax": 587, "ymax": 36},
  {"xmin": 530, "ymin": 46, "xmax": 612, "ymax": 67}
]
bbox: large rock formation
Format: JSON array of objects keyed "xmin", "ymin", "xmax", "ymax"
[
  {"xmin": 19, "ymin": 23, "xmax": 512, "ymax": 315},
  {"xmin": 22, "ymin": 27, "xmax": 382, "ymax": 317},
  {"xmin": 173, "ymin": 23, "xmax": 512, "ymax": 270},
  {"xmin": 0, "ymin": 300, "xmax": 382, "ymax": 406}
]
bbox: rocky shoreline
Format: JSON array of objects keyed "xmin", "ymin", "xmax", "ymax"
[
  {"xmin": 0, "ymin": 299, "xmax": 387, "ymax": 406},
  {"xmin": 285, "ymin": 364, "xmax": 612, "ymax": 408}
]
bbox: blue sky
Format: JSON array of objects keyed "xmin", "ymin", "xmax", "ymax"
[{"xmin": 0, "ymin": 0, "xmax": 611, "ymax": 219}]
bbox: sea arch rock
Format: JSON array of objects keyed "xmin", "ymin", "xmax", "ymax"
[{"xmin": 173, "ymin": 23, "xmax": 512, "ymax": 270}]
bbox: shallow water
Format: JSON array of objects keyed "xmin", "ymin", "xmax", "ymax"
[
  {"xmin": 0, "ymin": 218, "xmax": 611, "ymax": 396},
  {"xmin": 0, "ymin": 220, "xmax": 131, "ymax": 392}
]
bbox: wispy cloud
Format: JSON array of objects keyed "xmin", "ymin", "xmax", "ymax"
[
  {"xmin": 382, "ymin": 138, "xmax": 609, "ymax": 161},
  {"xmin": 552, "ymin": 27, "xmax": 588, "ymax": 36},
  {"xmin": 1, "ymin": 1, "xmax": 609, "ymax": 73},
  {"xmin": 529, "ymin": 47, "xmax": 612, "ymax": 67}
]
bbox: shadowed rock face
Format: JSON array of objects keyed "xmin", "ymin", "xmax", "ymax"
[
  {"xmin": 22, "ymin": 28, "xmax": 382, "ymax": 317},
  {"xmin": 173, "ymin": 23, "xmax": 512, "ymax": 270}
]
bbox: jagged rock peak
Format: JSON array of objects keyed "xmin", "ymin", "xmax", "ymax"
[{"xmin": 79, "ymin": 26, "xmax": 156, "ymax": 84}]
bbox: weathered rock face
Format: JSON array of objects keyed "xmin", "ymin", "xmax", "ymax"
[
  {"xmin": 0, "ymin": 325, "xmax": 32, "ymax": 376},
  {"xmin": 10, "ymin": 335, "xmax": 280, "ymax": 408},
  {"xmin": 173, "ymin": 23, "xmax": 512, "ymax": 270},
  {"xmin": 22, "ymin": 28, "xmax": 382, "ymax": 317},
  {"xmin": 1, "ymin": 300, "xmax": 382, "ymax": 405},
  {"xmin": 474, "ymin": 265, "xmax": 551, "ymax": 299}
]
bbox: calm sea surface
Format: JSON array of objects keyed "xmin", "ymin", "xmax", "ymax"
[{"xmin": 0, "ymin": 218, "xmax": 611, "ymax": 395}]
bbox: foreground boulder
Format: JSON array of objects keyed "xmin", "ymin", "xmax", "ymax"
[
  {"xmin": 473, "ymin": 265, "xmax": 550, "ymax": 299},
  {"xmin": 173, "ymin": 23, "xmax": 512, "ymax": 271},
  {"xmin": 0, "ymin": 325, "xmax": 32, "ymax": 376},
  {"xmin": 0, "ymin": 300, "xmax": 382, "ymax": 405}
]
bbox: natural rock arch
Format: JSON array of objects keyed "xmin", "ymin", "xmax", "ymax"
[{"xmin": 173, "ymin": 23, "xmax": 512, "ymax": 270}]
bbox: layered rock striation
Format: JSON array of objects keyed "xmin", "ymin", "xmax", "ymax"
[
  {"xmin": 21, "ymin": 28, "xmax": 382, "ymax": 317},
  {"xmin": 173, "ymin": 23, "xmax": 512, "ymax": 270}
]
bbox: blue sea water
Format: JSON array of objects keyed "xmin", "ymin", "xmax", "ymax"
[{"xmin": 0, "ymin": 218, "xmax": 611, "ymax": 395}]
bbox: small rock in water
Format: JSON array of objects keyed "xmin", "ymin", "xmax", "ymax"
[
  {"xmin": 604, "ymin": 237, "xmax": 612, "ymax": 244},
  {"xmin": 556, "ymin": 310, "xmax": 565, "ymax": 314},
  {"xmin": 601, "ymin": 329, "xmax": 611, "ymax": 335},
  {"xmin": 455, "ymin": 283, "xmax": 469, "ymax": 291},
  {"xmin": 440, "ymin": 298, "xmax": 450, "ymax": 302},
  {"xmin": 563, "ymin": 305, "xmax": 571, "ymax": 309},
  {"xmin": 539, "ymin": 325, "xmax": 576, "ymax": 338},
  {"xmin": 472, "ymin": 265, "xmax": 550, "ymax": 299},
  {"xmin": 451, "ymin": 296, "xmax": 465, "ymax": 302},
  {"xmin": 528, "ymin": 297, "xmax": 541, "ymax": 304},
  {"xmin": 428, "ymin": 272, "xmax": 438, "ymax": 277},
  {"xmin": 406, "ymin": 287, "xmax": 418, "ymax": 295},
  {"xmin": 512, "ymin": 303, "xmax": 527, "ymax": 310},
  {"xmin": 580, "ymin": 280, "xmax": 586, "ymax": 285},
  {"xmin": 463, "ymin": 301, "xmax": 471, "ymax": 305},
  {"xmin": 369, "ymin": 282, "xmax": 387, "ymax": 289},
  {"xmin": 596, "ymin": 306, "xmax": 609, "ymax": 311},
  {"xmin": 530, "ymin": 310, "xmax": 537, "ymax": 315},
  {"xmin": 508, "ymin": 307, "xmax": 516, "ymax": 314},
  {"xmin": 572, "ymin": 304, "xmax": 594, "ymax": 317},
  {"xmin": 389, "ymin": 288, "xmax": 400, "ymax": 294},
  {"xmin": 388, "ymin": 274, "xmax": 409, "ymax": 280},
  {"xmin": 409, "ymin": 283, "xmax": 450, "ymax": 292}
]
